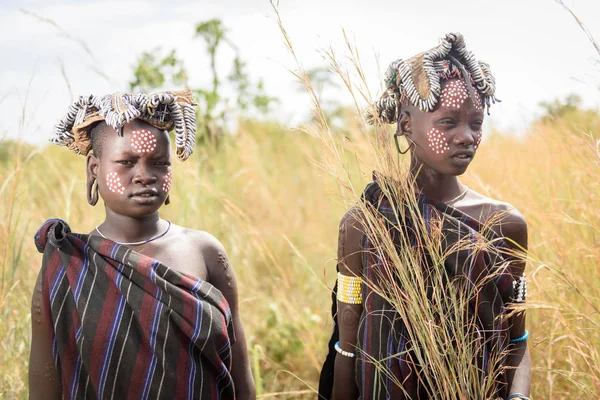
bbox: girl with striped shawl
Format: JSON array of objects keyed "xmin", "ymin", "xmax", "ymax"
[
  {"xmin": 319, "ymin": 33, "xmax": 531, "ymax": 400},
  {"xmin": 29, "ymin": 91, "xmax": 255, "ymax": 399}
]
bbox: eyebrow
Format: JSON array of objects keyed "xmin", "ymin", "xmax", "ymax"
[
  {"xmin": 118, "ymin": 150, "xmax": 141, "ymax": 157},
  {"xmin": 437, "ymin": 109, "xmax": 484, "ymax": 117},
  {"xmin": 117, "ymin": 149, "xmax": 171, "ymax": 158}
]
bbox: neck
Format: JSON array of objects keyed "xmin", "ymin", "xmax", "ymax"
[
  {"xmin": 410, "ymin": 157, "xmax": 465, "ymax": 203},
  {"xmin": 98, "ymin": 207, "xmax": 164, "ymax": 243}
]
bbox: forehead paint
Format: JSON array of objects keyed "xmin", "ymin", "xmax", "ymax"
[
  {"xmin": 427, "ymin": 128, "xmax": 450, "ymax": 154},
  {"xmin": 440, "ymin": 80, "xmax": 483, "ymax": 110},
  {"xmin": 106, "ymin": 171, "xmax": 125, "ymax": 194},
  {"xmin": 162, "ymin": 171, "xmax": 173, "ymax": 193},
  {"xmin": 130, "ymin": 129, "xmax": 157, "ymax": 153}
]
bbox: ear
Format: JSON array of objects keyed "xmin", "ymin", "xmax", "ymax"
[
  {"xmin": 399, "ymin": 109, "xmax": 412, "ymax": 137},
  {"xmin": 86, "ymin": 154, "xmax": 99, "ymax": 180}
]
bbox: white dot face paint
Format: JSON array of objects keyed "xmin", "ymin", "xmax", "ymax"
[
  {"xmin": 474, "ymin": 131, "xmax": 483, "ymax": 150},
  {"xmin": 440, "ymin": 80, "xmax": 483, "ymax": 110},
  {"xmin": 162, "ymin": 171, "xmax": 173, "ymax": 193},
  {"xmin": 130, "ymin": 129, "xmax": 157, "ymax": 153},
  {"xmin": 427, "ymin": 128, "xmax": 450, "ymax": 154},
  {"xmin": 106, "ymin": 171, "xmax": 125, "ymax": 195}
]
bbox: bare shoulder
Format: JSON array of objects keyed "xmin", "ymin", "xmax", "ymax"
[
  {"xmin": 465, "ymin": 190, "xmax": 528, "ymax": 248},
  {"xmin": 173, "ymin": 225, "xmax": 227, "ymax": 260}
]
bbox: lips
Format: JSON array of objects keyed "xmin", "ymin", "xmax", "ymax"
[
  {"xmin": 450, "ymin": 149, "xmax": 475, "ymax": 167},
  {"xmin": 131, "ymin": 188, "xmax": 159, "ymax": 197},
  {"xmin": 130, "ymin": 188, "xmax": 160, "ymax": 204}
]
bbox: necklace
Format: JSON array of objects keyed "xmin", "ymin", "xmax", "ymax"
[
  {"xmin": 445, "ymin": 186, "xmax": 469, "ymax": 205},
  {"xmin": 95, "ymin": 220, "xmax": 171, "ymax": 246}
]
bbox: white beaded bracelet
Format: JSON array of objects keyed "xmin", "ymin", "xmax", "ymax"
[
  {"xmin": 335, "ymin": 341, "xmax": 357, "ymax": 358},
  {"xmin": 512, "ymin": 273, "xmax": 527, "ymax": 303}
]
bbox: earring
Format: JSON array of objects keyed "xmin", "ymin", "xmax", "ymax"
[
  {"xmin": 394, "ymin": 122, "xmax": 413, "ymax": 155},
  {"xmin": 165, "ymin": 195, "xmax": 170, "ymax": 205},
  {"xmin": 87, "ymin": 178, "xmax": 99, "ymax": 206}
]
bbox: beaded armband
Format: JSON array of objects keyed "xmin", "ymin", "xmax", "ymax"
[
  {"xmin": 512, "ymin": 273, "xmax": 527, "ymax": 303},
  {"xmin": 337, "ymin": 272, "xmax": 363, "ymax": 304}
]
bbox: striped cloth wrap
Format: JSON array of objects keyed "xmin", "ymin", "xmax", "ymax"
[{"xmin": 35, "ymin": 219, "xmax": 236, "ymax": 400}]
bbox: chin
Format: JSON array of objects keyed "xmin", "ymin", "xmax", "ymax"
[
  {"xmin": 449, "ymin": 166, "xmax": 468, "ymax": 176},
  {"xmin": 108, "ymin": 202, "xmax": 164, "ymax": 219}
]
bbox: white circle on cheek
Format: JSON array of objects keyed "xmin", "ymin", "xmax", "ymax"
[
  {"xmin": 106, "ymin": 172, "xmax": 126, "ymax": 195},
  {"xmin": 427, "ymin": 128, "xmax": 448, "ymax": 152},
  {"xmin": 162, "ymin": 171, "xmax": 173, "ymax": 192}
]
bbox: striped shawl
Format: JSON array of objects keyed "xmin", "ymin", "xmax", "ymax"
[{"xmin": 35, "ymin": 219, "xmax": 235, "ymax": 400}]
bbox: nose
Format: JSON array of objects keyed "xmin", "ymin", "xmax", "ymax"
[
  {"xmin": 132, "ymin": 165, "xmax": 157, "ymax": 185},
  {"xmin": 452, "ymin": 125, "xmax": 475, "ymax": 147}
]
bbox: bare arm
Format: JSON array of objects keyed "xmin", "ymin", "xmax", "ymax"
[
  {"xmin": 500, "ymin": 208, "xmax": 531, "ymax": 397},
  {"xmin": 205, "ymin": 238, "xmax": 256, "ymax": 400},
  {"xmin": 29, "ymin": 269, "xmax": 62, "ymax": 400},
  {"xmin": 333, "ymin": 211, "xmax": 364, "ymax": 400}
]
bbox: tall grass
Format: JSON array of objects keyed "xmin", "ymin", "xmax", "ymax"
[
  {"xmin": 273, "ymin": 6, "xmax": 521, "ymax": 398},
  {"xmin": 0, "ymin": 106, "xmax": 599, "ymax": 399},
  {"xmin": 0, "ymin": 17, "xmax": 599, "ymax": 400}
]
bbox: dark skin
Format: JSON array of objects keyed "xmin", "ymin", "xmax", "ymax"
[
  {"xmin": 29, "ymin": 120, "xmax": 256, "ymax": 400},
  {"xmin": 333, "ymin": 79, "xmax": 531, "ymax": 399}
]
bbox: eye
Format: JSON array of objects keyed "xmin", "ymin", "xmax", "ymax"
[
  {"xmin": 438, "ymin": 118, "xmax": 456, "ymax": 127},
  {"xmin": 154, "ymin": 161, "xmax": 171, "ymax": 167},
  {"xmin": 116, "ymin": 160, "xmax": 135, "ymax": 166},
  {"xmin": 471, "ymin": 120, "xmax": 483, "ymax": 130}
]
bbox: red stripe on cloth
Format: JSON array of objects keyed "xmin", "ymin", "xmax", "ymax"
[
  {"xmin": 59, "ymin": 247, "xmax": 87, "ymax": 397},
  {"xmin": 87, "ymin": 255, "xmax": 123, "ymax": 390},
  {"xmin": 174, "ymin": 289, "xmax": 194, "ymax": 400},
  {"xmin": 126, "ymin": 256, "xmax": 160, "ymax": 398}
]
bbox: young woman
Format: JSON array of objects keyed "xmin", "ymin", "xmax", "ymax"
[
  {"xmin": 319, "ymin": 33, "xmax": 531, "ymax": 400},
  {"xmin": 29, "ymin": 91, "xmax": 255, "ymax": 399}
]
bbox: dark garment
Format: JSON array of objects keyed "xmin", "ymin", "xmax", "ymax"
[
  {"xmin": 35, "ymin": 219, "xmax": 236, "ymax": 400},
  {"xmin": 319, "ymin": 178, "xmax": 515, "ymax": 400}
]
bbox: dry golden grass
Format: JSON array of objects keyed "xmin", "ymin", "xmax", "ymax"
[{"xmin": 0, "ymin": 107, "xmax": 599, "ymax": 399}]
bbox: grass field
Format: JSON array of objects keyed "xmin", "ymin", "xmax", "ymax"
[{"xmin": 0, "ymin": 105, "xmax": 599, "ymax": 399}]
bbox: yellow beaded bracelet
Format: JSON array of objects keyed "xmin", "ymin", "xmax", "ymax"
[{"xmin": 337, "ymin": 272, "xmax": 363, "ymax": 304}]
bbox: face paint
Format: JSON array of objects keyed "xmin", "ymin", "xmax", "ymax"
[
  {"xmin": 474, "ymin": 131, "xmax": 482, "ymax": 150},
  {"xmin": 162, "ymin": 171, "xmax": 173, "ymax": 193},
  {"xmin": 440, "ymin": 80, "xmax": 483, "ymax": 110},
  {"xmin": 441, "ymin": 80, "xmax": 468, "ymax": 109},
  {"xmin": 130, "ymin": 129, "xmax": 157, "ymax": 153},
  {"xmin": 427, "ymin": 128, "xmax": 450, "ymax": 154},
  {"xmin": 473, "ymin": 91, "xmax": 483, "ymax": 110},
  {"xmin": 106, "ymin": 171, "xmax": 125, "ymax": 194}
]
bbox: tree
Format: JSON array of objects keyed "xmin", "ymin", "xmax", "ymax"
[
  {"xmin": 129, "ymin": 18, "xmax": 279, "ymax": 143},
  {"xmin": 129, "ymin": 49, "xmax": 188, "ymax": 93},
  {"xmin": 539, "ymin": 94, "xmax": 583, "ymax": 120}
]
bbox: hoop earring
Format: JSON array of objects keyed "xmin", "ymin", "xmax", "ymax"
[
  {"xmin": 87, "ymin": 178, "xmax": 99, "ymax": 206},
  {"xmin": 394, "ymin": 132, "xmax": 413, "ymax": 155},
  {"xmin": 165, "ymin": 195, "xmax": 170, "ymax": 205}
]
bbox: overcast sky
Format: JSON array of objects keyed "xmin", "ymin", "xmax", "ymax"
[{"xmin": 1, "ymin": 0, "xmax": 599, "ymax": 144}]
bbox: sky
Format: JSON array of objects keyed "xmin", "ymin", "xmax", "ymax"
[{"xmin": 1, "ymin": 0, "xmax": 599, "ymax": 145}]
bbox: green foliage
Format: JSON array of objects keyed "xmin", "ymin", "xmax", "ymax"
[
  {"xmin": 538, "ymin": 94, "xmax": 600, "ymax": 132},
  {"xmin": 229, "ymin": 56, "xmax": 251, "ymax": 111},
  {"xmin": 254, "ymin": 303, "xmax": 304, "ymax": 363},
  {"xmin": 129, "ymin": 49, "xmax": 188, "ymax": 93},
  {"xmin": 539, "ymin": 94, "xmax": 584, "ymax": 120},
  {"xmin": 128, "ymin": 18, "xmax": 280, "ymax": 144},
  {"xmin": 296, "ymin": 67, "xmax": 348, "ymax": 128},
  {"xmin": 252, "ymin": 79, "xmax": 279, "ymax": 116}
]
